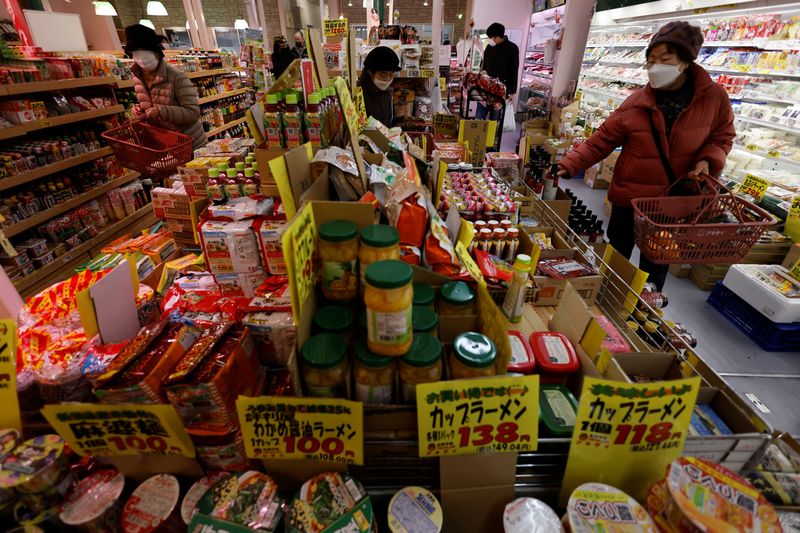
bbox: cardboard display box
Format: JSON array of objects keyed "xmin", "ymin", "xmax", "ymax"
[
  {"xmin": 532, "ymin": 249, "xmax": 602, "ymax": 306},
  {"xmin": 583, "ymin": 163, "xmax": 608, "ymax": 189},
  {"xmin": 669, "ymin": 263, "xmax": 691, "ymax": 278},
  {"xmin": 598, "ymin": 150, "xmax": 620, "ymax": 183},
  {"xmin": 254, "ymin": 146, "xmax": 290, "ymax": 184},
  {"xmin": 782, "ymin": 243, "xmax": 800, "ymax": 269}
]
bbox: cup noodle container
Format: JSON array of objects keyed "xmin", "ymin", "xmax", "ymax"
[
  {"xmin": 503, "ymin": 497, "xmax": 563, "ymax": 533},
  {"xmin": 122, "ymin": 474, "xmax": 183, "ymax": 533},
  {"xmin": 59, "ymin": 469, "xmax": 125, "ymax": 532},
  {"xmin": 180, "ymin": 471, "xmax": 228, "ymax": 525},
  {"xmin": 567, "ymin": 482, "xmax": 658, "ymax": 532},
  {"xmin": 388, "ymin": 486, "xmax": 443, "ymax": 533}
]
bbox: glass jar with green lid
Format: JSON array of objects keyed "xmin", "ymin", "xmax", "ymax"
[
  {"xmin": 413, "ymin": 283, "xmax": 435, "ymax": 308},
  {"xmin": 319, "ymin": 220, "xmax": 359, "ymax": 301},
  {"xmin": 450, "ymin": 332, "xmax": 497, "ymax": 379},
  {"xmin": 301, "ymin": 333, "xmax": 349, "ymax": 398},
  {"xmin": 359, "ymin": 224, "xmax": 400, "ymax": 288},
  {"xmin": 438, "ymin": 281, "xmax": 477, "ymax": 316},
  {"xmin": 364, "ymin": 260, "xmax": 413, "ymax": 356},
  {"xmin": 313, "ymin": 305, "xmax": 355, "ymax": 343},
  {"xmin": 400, "ymin": 334, "xmax": 443, "ymax": 404},
  {"xmin": 353, "ymin": 339, "xmax": 396, "ymax": 404},
  {"xmin": 412, "ymin": 306, "xmax": 439, "ymax": 336}
]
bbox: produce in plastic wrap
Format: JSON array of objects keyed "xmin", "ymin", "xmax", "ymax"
[{"xmin": 286, "ymin": 472, "xmax": 373, "ymax": 533}]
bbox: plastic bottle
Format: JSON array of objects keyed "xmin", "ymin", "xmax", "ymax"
[
  {"xmin": 224, "ymin": 168, "xmax": 242, "ymax": 198},
  {"xmin": 502, "ymin": 254, "xmax": 532, "ymax": 323},
  {"xmin": 243, "ymin": 167, "xmax": 258, "ymax": 195},
  {"xmin": 263, "ymin": 93, "xmax": 284, "ymax": 149},
  {"xmin": 304, "ymin": 92, "xmax": 323, "ymax": 148},
  {"xmin": 252, "ymin": 161, "xmax": 261, "ymax": 182},
  {"xmin": 206, "ymin": 168, "xmax": 225, "ymax": 202},
  {"xmin": 282, "ymin": 93, "xmax": 303, "ymax": 148},
  {"xmin": 235, "ymin": 161, "xmax": 246, "ymax": 180}
]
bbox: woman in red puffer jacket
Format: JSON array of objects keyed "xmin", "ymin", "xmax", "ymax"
[{"xmin": 558, "ymin": 21, "xmax": 735, "ymax": 290}]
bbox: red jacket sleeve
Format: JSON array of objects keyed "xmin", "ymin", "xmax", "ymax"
[
  {"xmin": 694, "ymin": 85, "xmax": 734, "ymax": 175},
  {"xmin": 559, "ymin": 107, "xmax": 627, "ymax": 177}
]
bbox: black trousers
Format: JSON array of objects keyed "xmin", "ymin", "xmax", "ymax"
[{"xmin": 607, "ymin": 205, "xmax": 669, "ymax": 291}]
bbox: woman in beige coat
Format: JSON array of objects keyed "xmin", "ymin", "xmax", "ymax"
[{"xmin": 124, "ymin": 24, "xmax": 207, "ymax": 150}]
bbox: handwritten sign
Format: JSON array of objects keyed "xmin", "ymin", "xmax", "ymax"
[
  {"xmin": 237, "ymin": 396, "xmax": 364, "ymax": 465},
  {"xmin": 560, "ymin": 376, "xmax": 699, "ymax": 504},
  {"xmin": 416, "ymin": 375, "xmax": 539, "ymax": 457},
  {"xmin": 323, "ymin": 18, "xmax": 347, "ymax": 37},
  {"xmin": 433, "ymin": 113, "xmax": 459, "ymax": 138},
  {"xmin": 282, "ymin": 201, "xmax": 316, "ymax": 323},
  {"xmin": 41, "ymin": 403, "xmax": 195, "ymax": 457},
  {"xmin": 0, "ymin": 320, "xmax": 21, "ymax": 432},
  {"xmin": 740, "ymin": 173, "xmax": 770, "ymax": 201}
]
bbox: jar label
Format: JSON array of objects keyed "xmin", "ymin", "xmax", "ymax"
[
  {"xmin": 322, "ymin": 259, "xmax": 358, "ymax": 293},
  {"xmin": 509, "ymin": 336, "xmax": 528, "ymax": 365},
  {"xmin": 355, "ymin": 383, "xmax": 393, "ymax": 404},
  {"xmin": 543, "ymin": 336, "xmax": 570, "ymax": 364},
  {"xmin": 367, "ymin": 307, "xmax": 412, "ymax": 345},
  {"xmin": 543, "ymin": 389, "xmax": 576, "ymax": 425},
  {"xmin": 306, "ymin": 384, "xmax": 344, "ymax": 398}
]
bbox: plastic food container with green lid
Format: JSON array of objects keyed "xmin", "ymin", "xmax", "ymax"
[
  {"xmin": 412, "ymin": 283, "xmax": 435, "ymax": 308},
  {"xmin": 359, "ymin": 225, "xmax": 401, "ymax": 287},
  {"xmin": 400, "ymin": 334, "xmax": 443, "ymax": 404},
  {"xmin": 353, "ymin": 339, "xmax": 396, "ymax": 404},
  {"xmin": 364, "ymin": 260, "xmax": 414, "ymax": 356},
  {"xmin": 318, "ymin": 220, "xmax": 359, "ymax": 301},
  {"xmin": 438, "ymin": 281, "xmax": 476, "ymax": 316},
  {"xmin": 450, "ymin": 332, "xmax": 496, "ymax": 379},
  {"xmin": 412, "ymin": 306, "xmax": 439, "ymax": 336},
  {"xmin": 301, "ymin": 333, "xmax": 349, "ymax": 398},
  {"xmin": 539, "ymin": 384, "xmax": 578, "ymax": 437},
  {"xmin": 313, "ymin": 305, "xmax": 355, "ymax": 340}
]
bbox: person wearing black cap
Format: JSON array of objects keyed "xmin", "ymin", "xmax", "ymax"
[
  {"xmin": 482, "ymin": 23, "xmax": 519, "ymax": 99},
  {"xmin": 124, "ymin": 24, "xmax": 206, "ymax": 150},
  {"xmin": 359, "ymin": 46, "xmax": 401, "ymax": 126}
]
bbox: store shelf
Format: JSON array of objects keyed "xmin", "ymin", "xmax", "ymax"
[
  {"xmin": 703, "ymin": 66, "xmax": 800, "ymax": 79},
  {"xmin": 0, "ymin": 106, "xmax": 125, "ymax": 141},
  {"xmin": 580, "ymin": 87, "xmax": 628, "ymax": 102},
  {"xmin": 586, "ymin": 41, "xmax": 649, "ymax": 48},
  {"xmin": 2, "ymin": 76, "xmax": 118, "ymax": 96},
  {"xmin": 115, "ymin": 78, "xmax": 135, "ymax": 89},
  {"xmin": 0, "ymin": 147, "xmax": 113, "ymax": 192},
  {"xmin": 732, "ymin": 144, "xmax": 800, "ymax": 170},
  {"xmin": 736, "ymin": 115, "xmax": 800, "ymax": 135},
  {"xmin": 739, "ymin": 92, "xmax": 800, "ymax": 106},
  {"xmin": 206, "ymin": 117, "xmax": 246, "ymax": 138},
  {"xmin": 12, "ymin": 203, "xmax": 154, "ymax": 295},
  {"xmin": 580, "ymin": 72, "xmax": 646, "ymax": 86},
  {"xmin": 198, "ymin": 87, "xmax": 250, "ymax": 105},
  {"xmin": 3, "ymin": 170, "xmax": 140, "ymax": 238},
  {"xmin": 0, "ymin": 125, "xmax": 29, "ymax": 141},
  {"xmin": 186, "ymin": 68, "xmax": 230, "ymax": 79}
]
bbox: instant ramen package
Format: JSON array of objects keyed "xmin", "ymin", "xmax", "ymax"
[{"xmin": 286, "ymin": 472, "xmax": 374, "ymax": 533}]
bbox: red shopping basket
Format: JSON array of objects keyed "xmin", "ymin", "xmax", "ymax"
[
  {"xmin": 102, "ymin": 121, "xmax": 192, "ymax": 179},
  {"xmin": 631, "ymin": 175, "xmax": 774, "ymax": 265}
]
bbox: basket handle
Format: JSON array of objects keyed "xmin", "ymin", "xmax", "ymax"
[{"xmin": 684, "ymin": 173, "xmax": 745, "ymax": 225}]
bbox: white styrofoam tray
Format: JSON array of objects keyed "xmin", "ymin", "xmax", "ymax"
[{"xmin": 722, "ymin": 264, "xmax": 800, "ymax": 323}]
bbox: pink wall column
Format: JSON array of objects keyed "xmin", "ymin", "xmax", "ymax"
[{"xmin": 48, "ymin": 0, "xmax": 122, "ymax": 50}]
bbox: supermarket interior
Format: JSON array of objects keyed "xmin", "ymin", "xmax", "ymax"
[{"xmin": 2, "ymin": 0, "xmax": 800, "ymax": 531}]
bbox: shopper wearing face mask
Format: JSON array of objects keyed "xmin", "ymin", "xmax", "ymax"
[
  {"xmin": 359, "ymin": 46, "xmax": 402, "ymax": 126},
  {"xmin": 124, "ymin": 24, "xmax": 206, "ymax": 150},
  {"xmin": 481, "ymin": 23, "xmax": 519, "ymax": 102},
  {"xmin": 556, "ymin": 21, "xmax": 734, "ymax": 291},
  {"xmin": 292, "ymin": 31, "xmax": 308, "ymax": 60}
]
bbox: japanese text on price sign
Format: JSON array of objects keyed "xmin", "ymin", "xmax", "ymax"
[
  {"xmin": 560, "ymin": 376, "xmax": 699, "ymax": 504},
  {"xmin": 789, "ymin": 195, "xmax": 800, "ymax": 221},
  {"xmin": 41, "ymin": 403, "xmax": 195, "ymax": 457},
  {"xmin": 282, "ymin": 201, "xmax": 316, "ymax": 322},
  {"xmin": 0, "ymin": 320, "xmax": 21, "ymax": 432},
  {"xmin": 416, "ymin": 375, "xmax": 539, "ymax": 457},
  {"xmin": 740, "ymin": 173, "xmax": 770, "ymax": 201},
  {"xmin": 323, "ymin": 18, "xmax": 347, "ymax": 37},
  {"xmin": 237, "ymin": 396, "xmax": 364, "ymax": 465}
]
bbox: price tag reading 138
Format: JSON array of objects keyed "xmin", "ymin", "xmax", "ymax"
[{"xmin": 416, "ymin": 375, "xmax": 539, "ymax": 457}]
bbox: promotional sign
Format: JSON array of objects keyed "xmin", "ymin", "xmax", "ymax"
[
  {"xmin": 788, "ymin": 195, "xmax": 800, "ymax": 221},
  {"xmin": 237, "ymin": 396, "xmax": 364, "ymax": 465},
  {"xmin": 0, "ymin": 320, "xmax": 21, "ymax": 432},
  {"xmin": 281, "ymin": 201, "xmax": 316, "ymax": 322},
  {"xmin": 740, "ymin": 174, "xmax": 770, "ymax": 201},
  {"xmin": 560, "ymin": 376, "xmax": 700, "ymax": 504},
  {"xmin": 334, "ymin": 77, "xmax": 368, "ymax": 189},
  {"xmin": 416, "ymin": 375, "xmax": 539, "ymax": 457},
  {"xmin": 42, "ymin": 403, "xmax": 195, "ymax": 457},
  {"xmin": 323, "ymin": 18, "xmax": 348, "ymax": 37},
  {"xmin": 433, "ymin": 113, "xmax": 459, "ymax": 138}
]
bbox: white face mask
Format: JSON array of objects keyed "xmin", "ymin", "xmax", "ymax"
[
  {"xmin": 132, "ymin": 50, "xmax": 159, "ymax": 72},
  {"xmin": 373, "ymin": 76, "xmax": 392, "ymax": 91},
  {"xmin": 487, "ymin": 39, "xmax": 497, "ymax": 46},
  {"xmin": 648, "ymin": 62, "xmax": 684, "ymax": 89}
]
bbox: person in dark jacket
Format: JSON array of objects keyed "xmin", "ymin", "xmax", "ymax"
[
  {"xmin": 557, "ymin": 22, "xmax": 735, "ymax": 290},
  {"xmin": 482, "ymin": 22, "xmax": 519, "ymax": 98},
  {"xmin": 359, "ymin": 46, "xmax": 401, "ymax": 126},
  {"xmin": 272, "ymin": 35, "xmax": 294, "ymax": 78},
  {"xmin": 292, "ymin": 31, "xmax": 308, "ymax": 60}
]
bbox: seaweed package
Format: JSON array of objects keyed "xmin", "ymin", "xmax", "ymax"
[{"xmin": 286, "ymin": 472, "xmax": 373, "ymax": 533}]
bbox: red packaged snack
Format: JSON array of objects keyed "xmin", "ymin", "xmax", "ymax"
[
  {"xmin": 507, "ymin": 331, "xmax": 536, "ymax": 374},
  {"xmin": 396, "ymin": 196, "xmax": 428, "ymax": 247},
  {"xmin": 594, "ymin": 314, "xmax": 631, "ymax": 355},
  {"xmin": 423, "ymin": 208, "xmax": 460, "ymax": 276},
  {"xmin": 537, "ymin": 258, "xmax": 596, "ymax": 279},
  {"xmin": 529, "ymin": 332, "xmax": 578, "ymax": 384}
]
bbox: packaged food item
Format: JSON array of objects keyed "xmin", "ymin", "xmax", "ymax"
[
  {"xmin": 59, "ymin": 469, "xmax": 125, "ymax": 532},
  {"xmin": 286, "ymin": 472, "xmax": 373, "ymax": 533},
  {"xmin": 121, "ymin": 474, "xmax": 182, "ymax": 533},
  {"xmin": 388, "ymin": 486, "xmax": 443, "ymax": 533},
  {"xmin": 181, "ymin": 472, "xmax": 229, "ymax": 525},
  {"xmin": 302, "ymin": 333, "xmax": 349, "ymax": 398},
  {"xmin": 319, "ymin": 219, "xmax": 360, "ymax": 301},
  {"xmin": 255, "ymin": 220, "xmax": 288, "ymax": 275},
  {"xmin": 196, "ymin": 471, "xmax": 284, "ymax": 531},
  {"xmin": 438, "ymin": 281, "xmax": 477, "ymax": 316},
  {"xmin": 412, "ymin": 283, "xmax": 435, "ymax": 308},
  {"xmin": 503, "ymin": 497, "xmax": 563, "ymax": 533},
  {"xmin": 199, "ymin": 219, "xmax": 263, "ymax": 274},
  {"xmin": 450, "ymin": 332, "xmax": 497, "ymax": 379},
  {"xmin": 400, "ymin": 334, "xmax": 443, "ymax": 404},
  {"xmin": 595, "ymin": 314, "xmax": 631, "ymax": 355},
  {"xmin": 359, "ymin": 224, "xmax": 401, "ymax": 287},
  {"xmin": 539, "ymin": 384, "xmax": 578, "ymax": 437},
  {"xmin": 567, "ymin": 482, "xmax": 656, "ymax": 532},
  {"xmin": 412, "ymin": 306, "xmax": 439, "ymax": 336},
  {"xmin": 537, "ymin": 258, "xmax": 596, "ymax": 279},
  {"xmin": 191, "ymin": 428, "xmax": 251, "ymax": 472},
  {"xmin": 529, "ymin": 332, "xmax": 578, "ymax": 384},
  {"xmin": 313, "ymin": 305, "xmax": 355, "ymax": 342},
  {"xmin": 364, "ymin": 260, "xmax": 414, "ymax": 356},
  {"xmin": 0, "ymin": 434, "xmax": 71, "ymax": 499},
  {"xmin": 353, "ymin": 339, "xmax": 396, "ymax": 404},
  {"xmin": 507, "ymin": 331, "xmax": 536, "ymax": 374},
  {"xmin": 241, "ymin": 311, "xmax": 296, "ymax": 366}
]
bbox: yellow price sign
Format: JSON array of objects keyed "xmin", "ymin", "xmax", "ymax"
[
  {"xmin": 740, "ymin": 173, "xmax": 770, "ymax": 201},
  {"xmin": 745, "ymin": 144, "xmax": 759, "ymax": 152},
  {"xmin": 0, "ymin": 320, "xmax": 21, "ymax": 432},
  {"xmin": 237, "ymin": 396, "xmax": 364, "ymax": 465},
  {"xmin": 282, "ymin": 201, "xmax": 316, "ymax": 323},
  {"xmin": 41, "ymin": 403, "xmax": 195, "ymax": 457},
  {"xmin": 416, "ymin": 375, "xmax": 539, "ymax": 457},
  {"xmin": 560, "ymin": 376, "xmax": 700, "ymax": 504},
  {"xmin": 454, "ymin": 241, "xmax": 484, "ymax": 285},
  {"xmin": 789, "ymin": 258, "xmax": 800, "ymax": 281},
  {"xmin": 788, "ymin": 195, "xmax": 800, "ymax": 220},
  {"xmin": 323, "ymin": 18, "xmax": 347, "ymax": 37},
  {"xmin": 420, "ymin": 69, "xmax": 436, "ymax": 78},
  {"xmin": 767, "ymin": 150, "xmax": 781, "ymax": 158}
]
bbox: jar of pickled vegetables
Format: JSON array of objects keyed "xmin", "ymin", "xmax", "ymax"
[
  {"xmin": 319, "ymin": 220, "xmax": 359, "ymax": 301},
  {"xmin": 364, "ymin": 260, "xmax": 414, "ymax": 356},
  {"xmin": 412, "ymin": 283, "xmax": 435, "ymax": 308},
  {"xmin": 353, "ymin": 339, "xmax": 396, "ymax": 404},
  {"xmin": 359, "ymin": 224, "xmax": 400, "ymax": 288},
  {"xmin": 438, "ymin": 281, "xmax": 477, "ymax": 316},
  {"xmin": 450, "ymin": 332, "xmax": 497, "ymax": 379},
  {"xmin": 400, "ymin": 334, "xmax": 443, "ymax": 404},
  {"xmin": 313, "ymin": 305, "xmax": 355, "ymax": 343},
  {"xmin": 412, "ymin": 306, "xmax": 439, "ymax": 336},
  {"xmin": 301, "ymin": 333, "xmax": 349, "ymax": 398}
]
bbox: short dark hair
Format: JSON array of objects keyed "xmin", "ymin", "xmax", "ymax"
[
  {"xmin": 486, "ymin": 23, "xmax": 505, "ymax": 38},
  {"xmin": 647, "ymin": 42, "xmax": 695, "ymax": 64}
]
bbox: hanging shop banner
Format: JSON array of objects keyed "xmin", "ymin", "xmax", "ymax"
[
  {"xmin": 0, "ymin": 320, "xmax": 21, "ymax": 432},
  {"xmin": 324, "ymin": 18, "xmax": 348, "ymax": 37},
  {"xmin": 560, "ymin": 376, "xmax": 700, "ymax": 505},
  {"xmin": 281, "ymin": 201, "xmax": 316, "ymax": 322},
  {"xmin": 415, "ymin": 375, "xmax": 539, "ymax": 457},
  {"xmin": 237, "ymin": 396, "xmax": 364, "ymax": 465},
  {"xmin": 740, "ymin": 174, "xmax": 770, "ymax": 201},
  {"xmin": 41, "ymin": 403, "xmax": 195, "ymax": 457}
]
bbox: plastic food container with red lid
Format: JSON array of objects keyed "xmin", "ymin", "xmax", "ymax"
[
  {"xmin": 528, "ymin": 332, "xmax": 579, "ymax": 383},
  {"xmin": 507, "ymin": 331, "xmax": 536, "ymax": 374}
]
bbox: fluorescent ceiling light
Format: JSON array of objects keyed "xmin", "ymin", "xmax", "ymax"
[
  {"xmin": 147, "ymin": 1, "xmax": 168, "ymax": 16},
  {"xmin": 139, "ymin": 18, "xmax": 155, "ymax": 29},
  {"xmin": 234, "ymin": 18, "xmax": 248, "ymax": 29},
  {"xmin": 94, "ymin": 1, "xmax": 118, "ymax": 16}
]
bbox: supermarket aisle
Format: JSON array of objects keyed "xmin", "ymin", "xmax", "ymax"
[{"xmin": 565, "ymin": 177, "xmax": 800, "ymax": 434}]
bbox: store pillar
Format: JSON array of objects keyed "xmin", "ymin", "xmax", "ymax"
[{"xmin": 550, "ymin": 0, "xmax": 593, "ymax": 100}]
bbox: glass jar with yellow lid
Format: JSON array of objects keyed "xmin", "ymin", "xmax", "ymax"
[
  {"xmin": 319, "ymin": 220, "xmax": 359, "ymax": 301},
  {"xmin": 438, "ymin": 281, "xmax": 477, "ymax": 316},
  {"xmin": 313, "ymin": 305, "xmax": 355, "ymax": 343},
  {"xmin": 412, "ymin": 306, "xmax": 439, "ymax": 337},
  {"xmin": 353, "ymin": 339, "xmax": 396, "ymax": 404},
  {"xmin": 450, "ymin": 332, "xmax": 497, "ymax": 379},
  {"xmin": 364, "ymin": 260, "xmax": 414, "ymax": 356},
  {"xmin": 400, "ymin": 334, "xmax": 443, "ymax": 403},
  {"xmin": 301, "ymin": 333, "xmax": 349, "ymax": 398},
  {"xmin": 359, "ymin": 224, "xmax": 400, "ymax": 288},
  {"xmin": 412, "ymin": 283, "xmax": 435, "ymax": 309}
]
